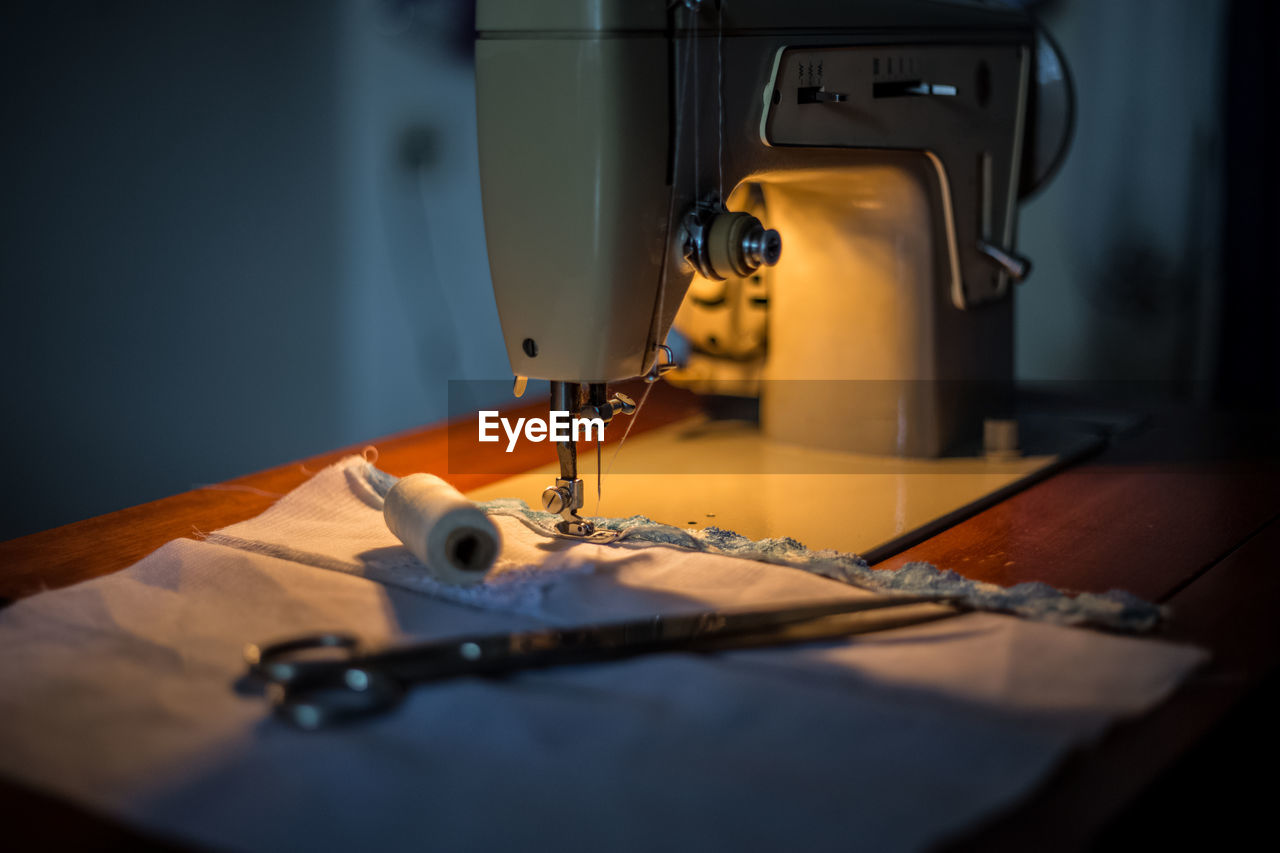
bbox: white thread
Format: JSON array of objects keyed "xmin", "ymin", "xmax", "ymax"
[
  {"xmin": 383, "ymin": 473, "xmax": 502, "ymax": 586},
  {"xmin": 717, "ymin": 0, "xmax": 724, "ymax": 203},
  {"xmin": 601, "ymin": 4, "xmax": 701, "ymax": 512},
  {"xmin": 693, "ymin": 4, "xmax": 700, "ymax": 201},
  {"xmin": 594, "ymin": 379, "xmax": 656, "ymax": 517},
  {"xmin": 193, "ymin": 484, "xmax": 286, "ymax": 499},
  {"xmin": 638, "ymin": 7, "xmax": 694, "ymax": 372}
]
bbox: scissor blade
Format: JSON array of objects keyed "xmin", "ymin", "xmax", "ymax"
[
  {"xmin": 683, "ymin": 601, "xmax": 961, "ymax": 653},
  {"xmin": 264, "ymin": 597, "xmax": 964, "ymax": 728},
  {"xmin": 366, "ymin": 594, "xmax": 958, "ymax": 682},
  {"xmin": 644, "ymin": 594, "xmax": 954, "ymax": 643}
]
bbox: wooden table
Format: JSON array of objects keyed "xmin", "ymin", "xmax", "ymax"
[{"xmin": 3, "ymin": 384, "xmax": 1278, "ymax": 849}]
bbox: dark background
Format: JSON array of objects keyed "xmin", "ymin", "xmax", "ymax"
[{"xmin": 1, "ymin": 0, "xmax": 1276, "ymax": 540}]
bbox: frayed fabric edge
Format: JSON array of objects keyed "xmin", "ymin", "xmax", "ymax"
[
  {"xmin": 358, "ymin": 460, "xmax": 1166, "ymax": 633},
  {"xmin": 200, "ymin": 532, "xmax": 584, "ymax": 620}
]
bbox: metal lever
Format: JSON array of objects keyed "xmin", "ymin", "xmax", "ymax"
[
  {"xmin": 644, "ymin": 344, "xmax": 678, "ymax": 384},
  {"xmin": 797, "ymin": 85, "xmax": 847, "ymax": 104},
  {"xmin": 610, "ymin": 392, "xmax": 637, "ymax": 416},
  {"xmin": 578, "ymin": 391, "xmax": 637, "ymax": 423},
  {"xmin": 977, "ymin": 240, "xmax": 1032, "ymax": 283},
  {"xmin": 903, "ymin": 82, "xmax": 957, "ymax": 96},
  {"xmin": 873, "ymin": 80, "xmax": 957, "ymax": 98}
]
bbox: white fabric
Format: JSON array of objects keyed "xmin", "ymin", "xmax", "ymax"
[{"xmin": 0, "ymin": 457, "xmax": 1206, "ymax": 852}]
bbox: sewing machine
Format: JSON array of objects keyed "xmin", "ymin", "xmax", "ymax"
[{"xmin": 474, "ymin": 0, "xmax": 1074, "ymax": 548}]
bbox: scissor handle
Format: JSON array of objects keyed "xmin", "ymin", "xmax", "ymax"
[
  {"xmin": 244, "ymin": 632, "xmax": 362, "ymax": 686},
  {"xmin": 269, "ymin": 666, "xmax": 407, "ymax": 730},
  {"xmin": 245, "ymin": 633, "xmax": 410, "ymax": 728},
  {"xmin": 243, "ymin": 594, "xmax": 963, "ymax": 729}
]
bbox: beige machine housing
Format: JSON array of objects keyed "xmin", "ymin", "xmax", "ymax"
[{"xmin": 476, "ymin": 0, "xmax": 1036, "ymax": 455}]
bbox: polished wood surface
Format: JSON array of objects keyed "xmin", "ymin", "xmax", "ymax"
[
  {"xmin": 876, "ymin": 465, "xmax": 1280, "ymax": 602},
  {"xmin": 948, "ymin": 512, "xmax": 1280, "ymax": 851},
  {"xmin": 2, "ymin": 390, "xmax": 1278, "ymax": 849},
  {"xmin": 0, "ymin": 380, "xmax": 702, "ymax": 602}
]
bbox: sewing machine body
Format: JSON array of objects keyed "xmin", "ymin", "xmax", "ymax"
[{"xmin": 475, "ymin": 0, "xmax": 1067, "ymax": 537}]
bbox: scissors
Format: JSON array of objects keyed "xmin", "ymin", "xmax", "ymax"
[{"xmin": 245, "ymin": 594, "xmax": 960, "ymax": 729}]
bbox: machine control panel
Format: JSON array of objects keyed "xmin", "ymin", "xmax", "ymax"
[{"xmin": 762, "ymin": 44, "xmax": 1030, "ymax": 308}]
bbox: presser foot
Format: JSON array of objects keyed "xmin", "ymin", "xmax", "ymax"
[
  {"xmin": 542, "ymin": 476, "xmax": 622, "ymax": 542},
  {"xmin": 554, "ymin": 518, "xmax": 624, "ymax": 545},
  {"xmin": 543, "ymin": 477, "xmax": 595, "ymax": 537},
  {"xmin": 540, "ymin": 480, "xmax": 627, "ymax": 542},
  {"xmin": 555, "ymin": 516, "xmax": 595, "ymax": 537}
]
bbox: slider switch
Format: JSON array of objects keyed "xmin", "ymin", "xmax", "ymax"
[{"xmin": 797, "ymin": 86, "xmax": 847, "ymax": 104}]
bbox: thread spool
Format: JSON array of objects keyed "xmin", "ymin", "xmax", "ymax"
[{"xmin": 383, "ymin": 474, "xmax": 501, "ymax": 586}]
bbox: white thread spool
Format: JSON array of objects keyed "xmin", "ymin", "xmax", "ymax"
[{"xmin": 383, "ymin": 474, "xmax": 501, "ymax": 586}]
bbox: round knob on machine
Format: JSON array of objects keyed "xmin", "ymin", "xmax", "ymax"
[
  {"xmin": 541, "ymin": 486, "xmax": 569, "ymax": 514},
  {"xmin": 707, "ymin": 212, "xmax": 782, "ymax": 279},
  {"xmin": 1019, "ymin": 24, "xmax": 1075, "ymax": 198},
  {"xmin": 611, "ymin": 392, "xmax": 637, "ymax": 415}
]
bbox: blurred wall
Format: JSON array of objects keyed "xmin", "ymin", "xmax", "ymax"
[
  {"xmin": 332, "ymin": 0, "xmax": 507, "ymax": 440},
  {"xmin": 0, "ymin": 0, "xmax": 1235, "ymax": 539},
  {"xmin": 0, "ymin": 0, "xmax": 508, "ymax": 539},
  {"xmin": 1015, "ymin": 0, "xmax": 1226, "ymax": 386},
  {"xmin": 1217, "ymin": 0, "xmax": 1280, "ymax": 406}
]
